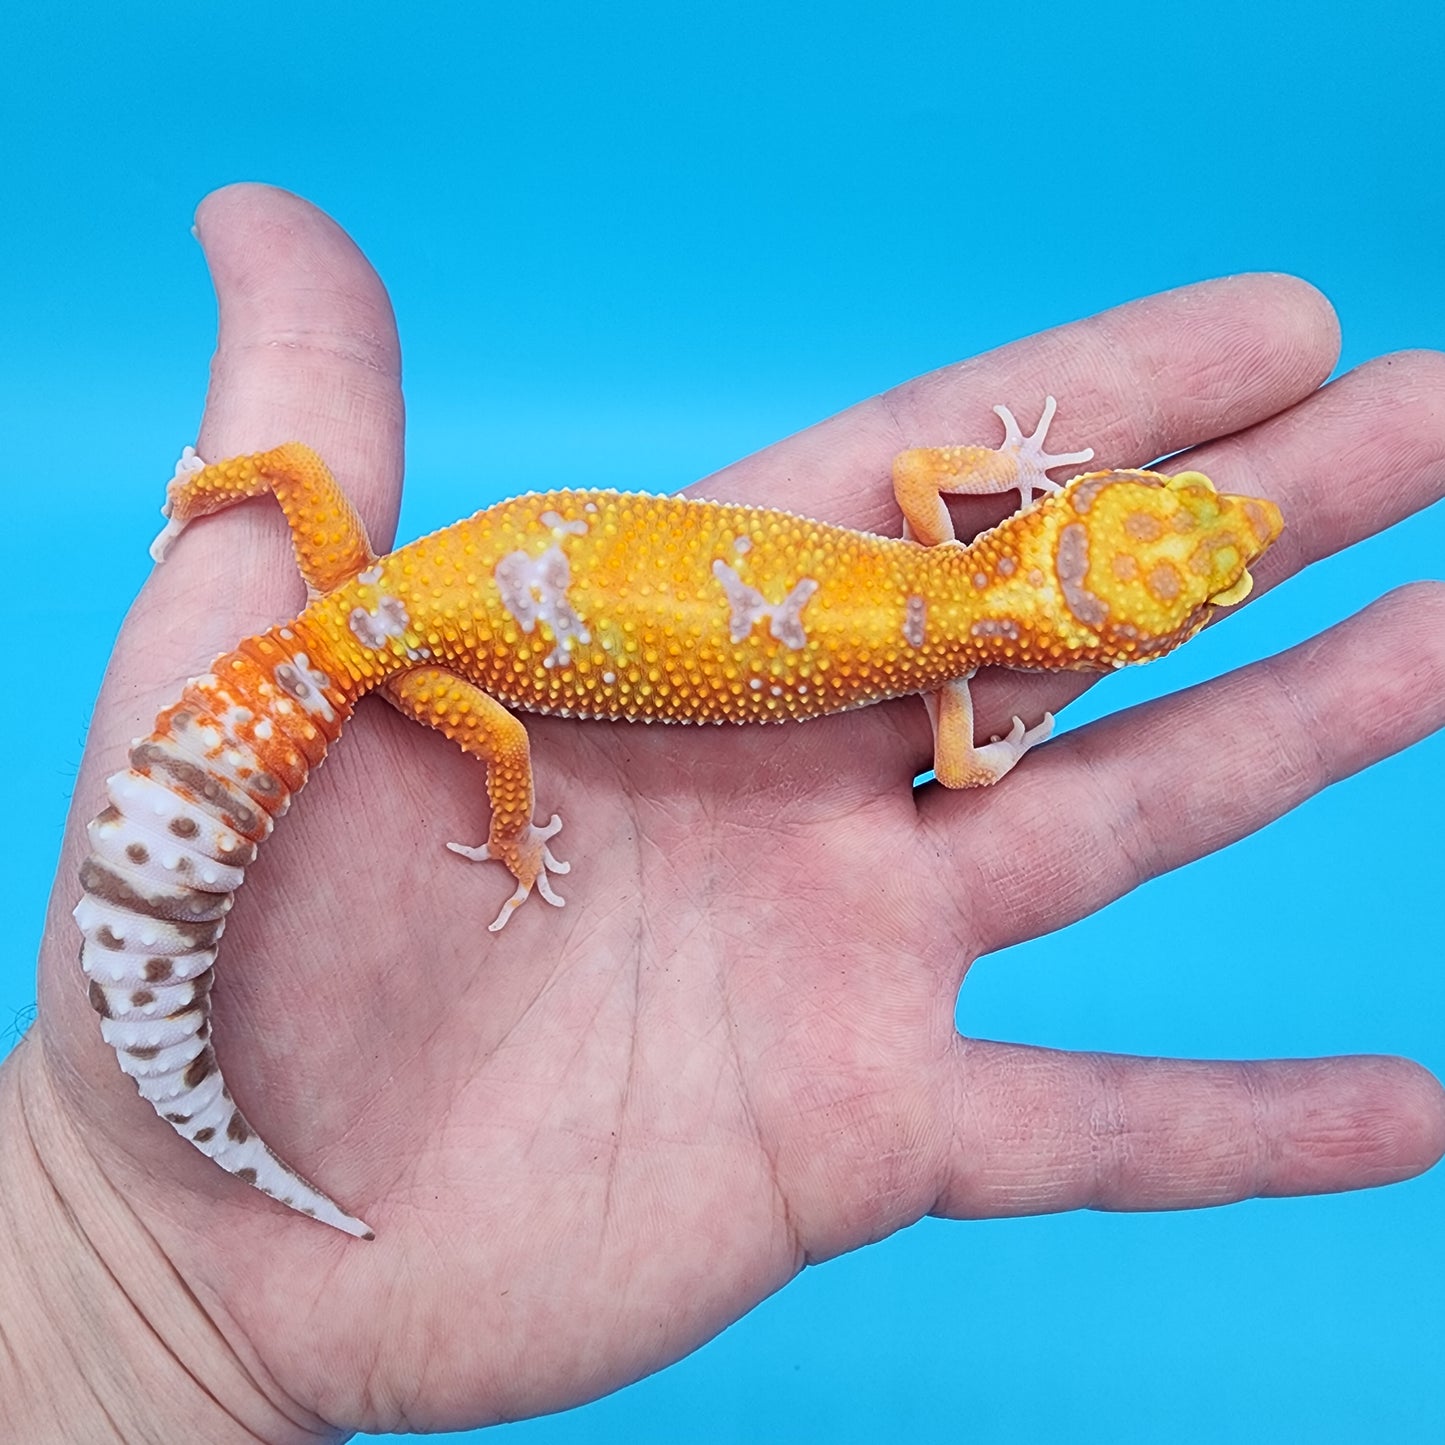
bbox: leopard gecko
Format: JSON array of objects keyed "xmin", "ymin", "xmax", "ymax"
[{"xmin": 73, "ymin": 398, "xmax": 1284, "ymax": 1238}]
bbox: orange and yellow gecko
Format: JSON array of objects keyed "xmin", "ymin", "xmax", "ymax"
[{"xmin": 73, "ymin": 398, "xmax": 1283, "ymax": 1237}]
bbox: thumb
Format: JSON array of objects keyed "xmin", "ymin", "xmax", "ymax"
[{"xmin": 38, "ymin": 183, "xmax": 405, "ymax": 1097}]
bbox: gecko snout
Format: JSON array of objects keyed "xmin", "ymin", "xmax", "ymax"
[{"xmin": 1162, "ymin": 472, "xmax": 1284, "ymax": 608}]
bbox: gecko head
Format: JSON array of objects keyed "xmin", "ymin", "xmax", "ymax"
[{"xmin": 1055, "ymin": 468, "xmax": 1284, "ymax": 659}]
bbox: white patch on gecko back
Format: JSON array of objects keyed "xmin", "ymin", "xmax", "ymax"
[
  {"xmin": 349, "ymin": 595, "xmax": 411, "ymax": 651},
  {"xmin": 495, "ymin": 544, "xmax": 591, "ymax": 667},
  {"xmin": 903, "ymin": 595, "xmax": 927, "ymax": 648},
  {"xmin": 971, "ymin": 618, "xmax": 1021, "ymax": 639},
  {"xmin": 540, "ymin": 509, "xmax": 588, "ymax": 537},
  {"xmin": 711, "ymin": 560, "xmax": 819, "ymax": 650},
  {"xmin": 357, "ymin": 564, "xmax": 383, "ymax": 586}
]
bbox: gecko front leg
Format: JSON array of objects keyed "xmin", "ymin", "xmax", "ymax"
[
  {"xmin": 383, "ymin": 668, "xmax": 569, "ymax": 931},
  {"xmin": 925, "ymin": 672, "xmax": 1054, "ymax": 788},
  {"xmin": 895, "ymin": 396, "xmax": 1084, "ymax": 783},
  {"xmin": 892, "ymin": 395, "xmax": 1095, "ymax": 545}
]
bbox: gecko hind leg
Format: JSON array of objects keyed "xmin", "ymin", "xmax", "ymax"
[
  {"xmin": 892, "ymin": 395, "xmax": 1095, "ymax": 545},
  {"xmin": 383, "ymin": 667, "xmax": 569, "ymax": 931},
  {"xmin": 150, "ymin": 443, "xmax": 377, "ymax": 595},
  {"xmin": 926, "ymin": 672, "xmax": 1054, "ymax": 788}
]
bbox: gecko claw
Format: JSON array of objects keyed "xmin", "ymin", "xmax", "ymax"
[
  {"xmin": 975, "ymin": 711, "xmax": 1054, "ymax": 782},
  {"xmin": 486, "ymin": 881, "xmax": 531, "ymax": 932},
  {"xmin": 994, "ymin": 396, "xmax": 1095, "ymax": 510},
  {"xmin": 450, "ymin": 813, "xmax": 569, "ymax": 930},
  {"xmin": 149, "ymin": 447, "xmax": 208, "ymax": 562},
  {"xmin": 149, "ymin": 515, "xmax": 188, "ymax": 563}
]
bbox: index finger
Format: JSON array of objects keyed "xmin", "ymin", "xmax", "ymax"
[{"xmin": 694, "ymin": 273, "xmax": 1340, "ymax": 535}]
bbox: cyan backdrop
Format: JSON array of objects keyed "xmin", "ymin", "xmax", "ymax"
[{"xmin": 2, "ymin": 3, "xmax": 1442, "ymax": 1440}]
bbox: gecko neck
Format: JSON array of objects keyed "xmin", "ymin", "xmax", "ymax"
[{"xmin": 909, "ymin": 531, "xmax": 1087, "ymax": 678}]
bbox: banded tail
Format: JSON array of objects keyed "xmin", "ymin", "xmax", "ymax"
[{"xmin": 74, "ymin": 625, "xmax": 375, "ymax": 1239}]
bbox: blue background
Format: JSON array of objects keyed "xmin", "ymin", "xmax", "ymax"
[{"xmin": 3, "ymin": 3, "xmax": 1442, "ymax": 1440}]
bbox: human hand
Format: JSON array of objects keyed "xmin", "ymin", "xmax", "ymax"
[{"xmin": 5, "ymin": 183, "xmax": 1443, "ymax": 1440}]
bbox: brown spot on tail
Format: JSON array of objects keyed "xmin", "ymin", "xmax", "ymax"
[
  {"xmin": 79, "ymin": 857, "xmax": 229, "ymax": 924},
  {"xmin": 226, "ymin": 1111, "xmax": 252, "ymax": 1144},
  {"xmin": 87, "ymin": 981, "xmax": 114, "ymax": 1017},
  {"xmin": 235, "ymin": 1167, "xmax": 258, "ymax": 1185},
  {"xmin": 170, "ymin": 918, "xmax": 226, "ymax": 951},
  {"xmin": 216, "ymin": 837, "xmax": 257, "ymax": 868},
  {"xmin": 165, "ymin": 993, "xmax": 206, "ymax": 1024},
  {"xmin": 129, "ymin": 742, "xmax": 263, "ymax": 836},
  {"xmin": 165, "ymin": 973, "xmax": 214, "ymax": 1019},
  {"xmin": 183, "ymin": 1047, "xmax": 216, "ymax": 1089}
]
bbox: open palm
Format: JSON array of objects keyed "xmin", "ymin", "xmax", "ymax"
[{"xmin": 17, "ymin": 185, "xmax": 1445, "ymax": 1440}]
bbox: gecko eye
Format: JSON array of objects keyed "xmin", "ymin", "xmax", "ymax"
[{"xmin": 1165, "ymin": 470, "xmax": 1217, "ymax": 495}]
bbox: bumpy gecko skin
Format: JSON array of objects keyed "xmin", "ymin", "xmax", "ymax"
[{"xmin": 74, "ymin": 404, "xmax": 1283, "ymax": 1237}]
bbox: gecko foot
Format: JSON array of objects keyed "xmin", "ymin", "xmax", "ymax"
[
  {"xmin": 149, "ymin": 447, "xmax": 208, "ymax": 562},
  {"xmin": 448, "ymin": 813, "xmax": 570, "ymax": 931},
  {"xmin": 993, "ymin": 396, "xmax": 1095, "ymax": 511},
  {"xmin": 975, "ymin": 711, "xmax": 1055, "ymax": 783}
]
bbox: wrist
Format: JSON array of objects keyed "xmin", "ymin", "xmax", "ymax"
[{"xmin": 0, "ymin": 1034, "xmax": 334, "ymax": 1444}]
